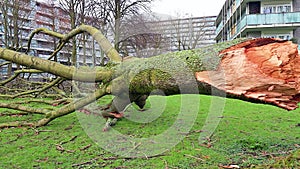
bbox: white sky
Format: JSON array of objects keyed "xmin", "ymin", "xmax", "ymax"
[{"xmin": 151, "ymin": 0, "xmax": 226, "ymax": 17}]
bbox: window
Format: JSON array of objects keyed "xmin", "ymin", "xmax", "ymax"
[
  {"xmin": 231, "ymin": 1, "xmax": 236, "ymax": 14},
  {"xmin": 264, "ymin": 34, "xmax": 291, "ymax": 40},
  {"xmin": 266, "ymin": 35, "xmax": 276, "ymax": 38},
  {"xmin": 263, "ymin": 4, "xmax": 291, "ymax": 14},
  {"xmin": 263, "ymin": 6, "xmax": 276, "ymax": 13},
  {"xmin": 249, "ymin": 2, "xmax": 261, "ymax": 14}
]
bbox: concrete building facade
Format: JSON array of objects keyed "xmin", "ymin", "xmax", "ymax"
[{"xmin": 215, "ymin": 0, "xmax": 300, "ymax": 44}]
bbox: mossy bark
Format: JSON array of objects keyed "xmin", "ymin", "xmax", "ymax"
[{"xmin": 111, "ymin": 38, "xmax": 248, "ymax": 96}]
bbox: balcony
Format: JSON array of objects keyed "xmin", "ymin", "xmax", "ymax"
[{"xmin": 232, "ymin": 12, "xmax": 300, "ymax": 39}]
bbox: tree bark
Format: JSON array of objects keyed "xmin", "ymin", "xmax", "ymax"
[{"xmin": 0, "ymin": 48, "xmax": 113, "ymax": 82}]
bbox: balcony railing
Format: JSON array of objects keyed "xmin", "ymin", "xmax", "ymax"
[{"xmin": 231, "ymin": 12, "xmax": 300, "ymax": 40}]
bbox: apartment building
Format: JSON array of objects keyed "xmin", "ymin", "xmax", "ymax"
[
  {"xmin": 0, "ymin": 0, "xmax": 102, "ymax": 77},
  {"xmin": 121, "ymin": 16, "xmax": 216, "ymax": 58},
  {"xmin": 215, "ymin": 0, "xmax": 300, "ymax": 44},
  {"xmin": 150, "ymin": 16, "xmax": 216, "ymax": 50}
]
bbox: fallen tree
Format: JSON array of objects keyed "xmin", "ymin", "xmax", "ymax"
[{"xmin": 0, "ymin": 25, "xmax": 300, "ymax": 129}]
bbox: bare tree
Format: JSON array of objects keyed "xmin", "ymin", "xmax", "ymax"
[
  {"xmin": 84, "ymin": 0, "xmax": 110, "ymax": 65},
  {"xmin": 79, "ymin": 0, "xmax": 155, "ymax": 60},
  {"xmin": 58, "ymin": 0, "xmax": 112, "ymax": 66},
  {"xmin": 120, "ymin": 14, "xmax": 169, "ymax": 57},
  {"xmin": 99, "ymin": 0, "xmax": 155, "ymax": 52},
  {"xmin": 58, "ymin": 0, "xmax": 88, "ymax": 66},
  {"xmin": 170, "ymin": 14, "xmax": 213, "ymax": 51},
  {"xmin": 0, "ymin": 0, "xmax": 33, "ymax": 76},
  {"xmin": 43, "ymin": 0, "xmax": 59, "ymax": 62}
]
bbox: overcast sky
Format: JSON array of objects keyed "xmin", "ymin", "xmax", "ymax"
[{"xmin": 151, "ymin": 0, "xmax": 225, "ymax": 17}]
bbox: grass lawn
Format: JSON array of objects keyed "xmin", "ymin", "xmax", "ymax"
[{"xmin": 0, "ymin": 95, "xmax": 299, "ymax": 168}]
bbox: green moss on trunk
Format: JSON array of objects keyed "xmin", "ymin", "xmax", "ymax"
[{"xmin": 111, "ymin": 38, "xmax": 248, "ymax": 96}]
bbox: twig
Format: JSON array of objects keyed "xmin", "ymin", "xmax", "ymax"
[
  {"xmin": 64, "ymin": 123, "xmax": 75, "ymax": 131},
  {"xmin": 5, "ymin": 130, "xmax": 31, "ymax": 144},
  {"xmin": 163, "ymin": 159, "xmax": 169, "ymax": 169},
  {"xmin": 184, "ymin": 154, "xmax": 204, "ymax": 161},
  {"xmin": 56, "ymin": 144, "xmax": 65, "ymax": 152},
  {"xmin": 0, "ymin": 121, "xmax": 35, "ymax": 129},
  {"xmin": 55, "ymin": 144, "xmax": 75, "ymax": 153},
  {"xmin": 0, "ymin": 111, "xmax": 29, "ymax": 116},
  {"xmin": 60, "ymin": 135, "xmax": 78, "ymax": 145},
  {"xmin": 79, "ymin": 144, "xmax": 92, "ymax": 151},
  {"xmin": 0, "ymin": 61, "xmax": 10, "ymax": 67},
  {"xmin": 12, "ymin": 77, "xmax": 63, "ymax": 98},
  {"xmin": 102, "ymin": 154, "xmax": 165, "ymax": 160},
  {"xmin": 71, "ymin": 157, "xmax": 101, "ymax": 167}
]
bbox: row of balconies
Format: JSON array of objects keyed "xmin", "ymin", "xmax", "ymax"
[
  {"xmin": 151, "ymin": 22, "xmax": 215, "ymax": 31},
  {"xmin": 217, "ymin": 11, "xmax": 300, "ymax": 40}
]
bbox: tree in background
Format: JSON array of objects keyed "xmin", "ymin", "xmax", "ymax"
[
  {"xmin": 59, "ymin": 0, "xmax": 91, "ymax": 66},
  {"xmin": 120, "ymin": 14, "xmax": 169, "ymax": 57},
  {"xmin": 170, "ymin": 13, "xmax": 212, "ymax": 51},
  {"xmin": 84, "ymin": 1, "xmax": 110, "ymax": 65},
  {"xmin": 0, "ymin": 0, "xmax": 33, "ymax": 76},
  {"xmin": 103, "ymin": 0, "xmax": 154, "ymax": 52},
  {"xmin": 58, "ymin": 0, "xmax": 155, "ymax": 64}
]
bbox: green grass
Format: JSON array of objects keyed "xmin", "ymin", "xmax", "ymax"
[{"xmin": 0, "ymin": 95, "xmax": 299, "ymax": 168}]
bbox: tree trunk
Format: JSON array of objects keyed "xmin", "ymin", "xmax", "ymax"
[
  {"xmin": 1, "ymin": 37, "xmax": 300, "ymax": 128},
  {"xmin": 114, "ymin": 0, "xmax": 121, "ymax": 52},
  {"xmin": 107, "ymin": 38, "xmax": 300, "ymax": 111},
  {"xmin": 70, "ymin": 2, "xmax": 77, "ymax": 66}
]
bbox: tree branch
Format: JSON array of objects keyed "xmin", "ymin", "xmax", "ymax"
[
  {"xmin": 12, "ymin": 77, "xmax": 64, "ymax": 98},
  {"xmin": 0, "ymin": 48, "xmax": 113, "ymax": 82},
  {"xmin": 0, "ymin": 69, "xmax": 43, "ymax": 86},
  {"xmin": 0, "ymin": 102, "xmax": 49, "ymax": 114}
]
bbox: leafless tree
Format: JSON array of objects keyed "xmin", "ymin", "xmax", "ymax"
[
  {"xmin": 170, "ymin": 13, "xmax": 212, "ymax": 51},
  {"xmin": 120, "ymin": 14, "xmax": 169, "ymax": 57},
  {"xmin": 79, "ymin": 0, "xmax": 155, "ymax": 60},
  {"xmin": 81, "ymin": 0, "xmax": 110, "ymax": 62},
  {"xmin": 0, "ymin": 0, "xmax": 33, "ymax": 76},
  {"xmin": 58, "ymin": 0, "xmax": 91, "ymax": 65},
  {"xmin": 93, "ymin": 0, "xmax": 155, "ymax": 52}
]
